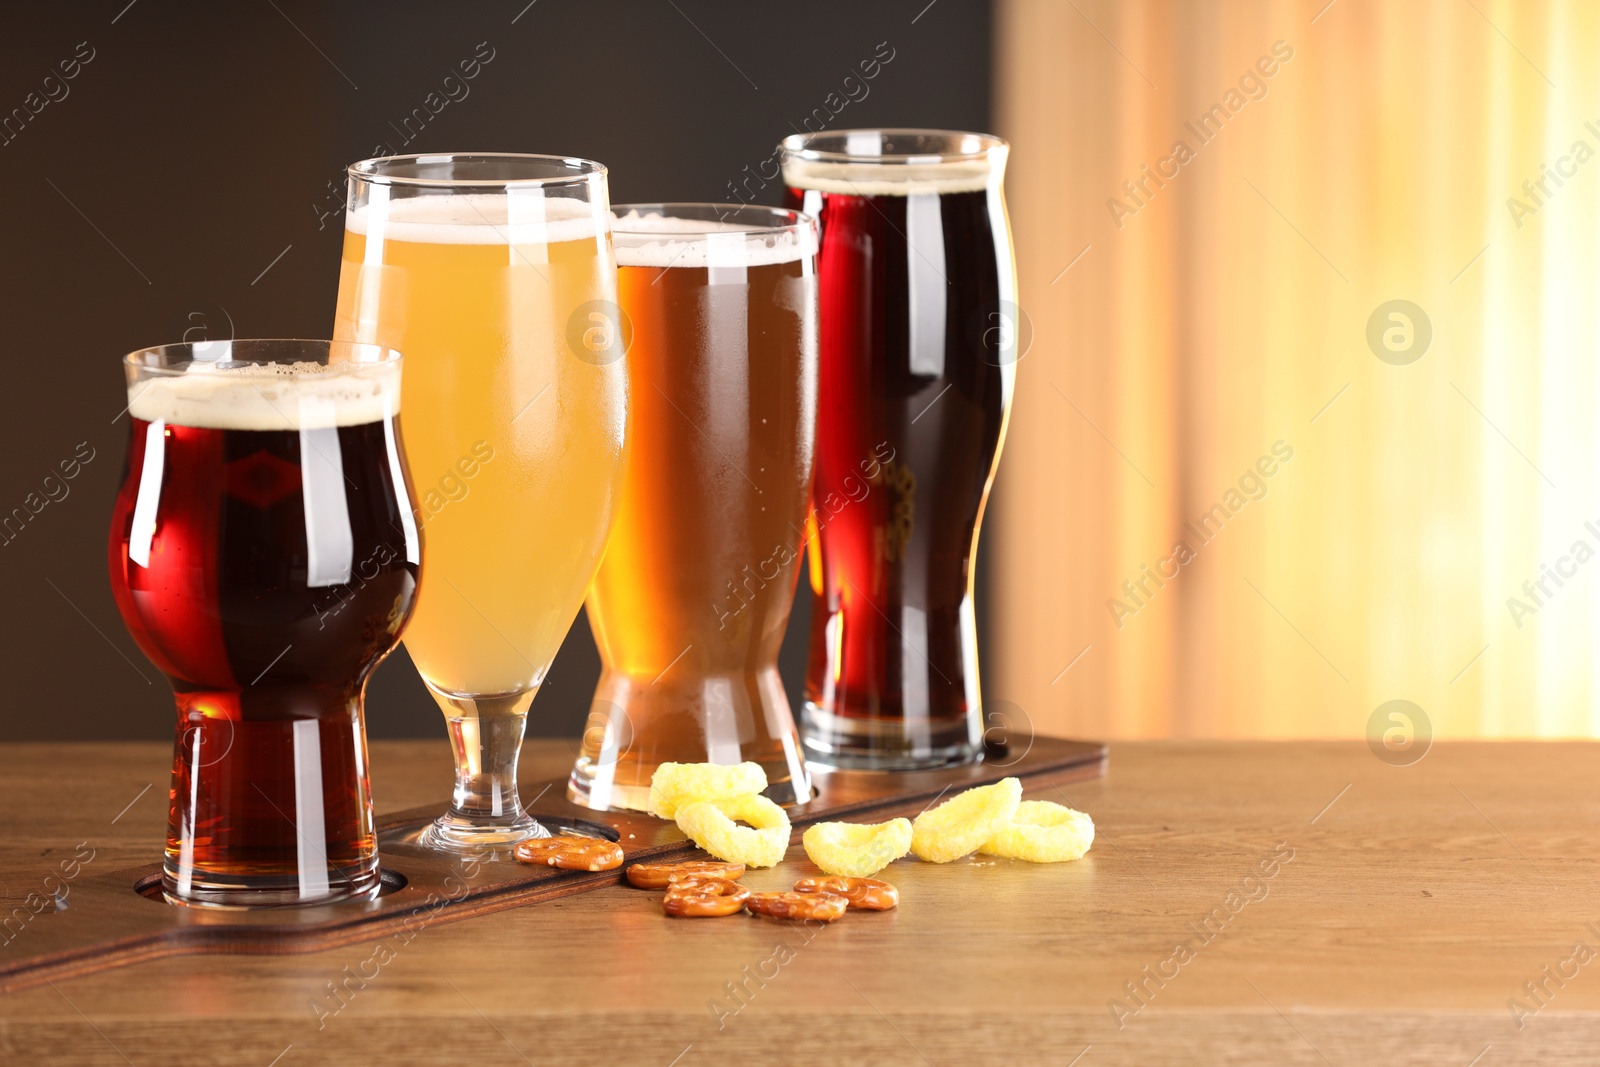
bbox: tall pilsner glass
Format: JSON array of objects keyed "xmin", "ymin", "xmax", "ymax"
[
  {"xmin": 568, "ymin": 205, "xmax": 818, "ymax": 811},
  {"xmin": 782, "ymin": 130, "xmax": 1018, "ymax": 770},
  {"xmin": 335, "ymin": 154, "xmax": 627, "ymax": 848}
]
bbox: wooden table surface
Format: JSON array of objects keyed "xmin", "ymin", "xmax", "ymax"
[{"xmin": 2, "ymin": 739, "xmax": 1596, "ymax": 1065}]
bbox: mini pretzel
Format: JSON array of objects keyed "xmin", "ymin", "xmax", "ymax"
[
  {"xmin": 513, "ymin": 836, "xmax": 623, "ymax": 872},
  {"xmin": 793, "ymin": 876, "xmax": 899, "ymax": 911},
  {"xmin": 662, "ymin": 878, "xmax": 750, "ymax": 918},
  {"xmin": 626, "ymin": 860, "xmax": 746, "ymax": 890},
  {"xmin": 745, "ymin": 890, "xmax": 848, "ymax": 922},
  {"xmin": 664, "ymin": 874, "xmax": 733, "ymax": 890}
]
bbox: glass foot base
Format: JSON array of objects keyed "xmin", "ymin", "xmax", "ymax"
[
  {"xmin": 567, "ymin": 666, "xmax": 815, "ymax": 812},
  {"xmin": 800, "ymin": 701, "xmax": 982, "ymax": 771},
  {"xmin": 800, "ymin": 743, "xmax": 978, "ymax": 771},
  {"xmin": 567, "ymin": 758, "xmax": 814, "ymax": 813},
  {"xmin": 161, "ymin": 858, "xmax": 381, "ymax": 908},
  {"xmin": 566, "ymin": 762, "xmax": 651, "ymax": 813},
  {"xmin": 417, "ymin": 813, "xmax": 550, "ymax": 852}
]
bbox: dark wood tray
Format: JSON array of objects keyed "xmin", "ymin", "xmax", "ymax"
[{"xmin": 0, "ymin": 736, "xmax": 1105, "ymax": 992}]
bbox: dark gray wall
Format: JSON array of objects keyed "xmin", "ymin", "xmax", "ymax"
[{"xmin": 0, "ymin": 0, "xmax": 992, "ymax": 741}]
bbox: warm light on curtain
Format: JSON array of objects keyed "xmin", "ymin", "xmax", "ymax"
[{"xmin": 991, "ymin": 0, "xmax": 1600, "ymax": 738}]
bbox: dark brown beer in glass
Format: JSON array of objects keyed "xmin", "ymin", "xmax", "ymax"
[
  {"xmin": 108, "ymin": 340, "xmax": 419, "ymax": 906},
  {"xmin": 782, "ymin": 130, "xmax": 1018, "ymax": 769}
]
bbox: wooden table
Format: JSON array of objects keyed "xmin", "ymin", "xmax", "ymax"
[{"xmin": 1, "ymin": 740, "xmax": 1595, "ymax": 1065}]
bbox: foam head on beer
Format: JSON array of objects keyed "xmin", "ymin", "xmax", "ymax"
[
  {"xmin": 780, "ymin": 140, "xmax": 992, "ymax": 197},
  {"xmin": 774, "ymin": 129, "xmax": 998, "ymax": 198},
  {"xmin": 610, "ymin": 209, "xmax": 817, "ymax": 269},
  {"xmin": 127, "ymin": 359, "xmax": 400, "ymax": 430},
  {"xmin": 346, "ymin": 191, "xmax": 608, "ymax": 246}
]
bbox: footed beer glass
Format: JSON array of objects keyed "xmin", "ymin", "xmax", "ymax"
[
  {"xmin": 335, "ymin": 154, "xmax": 627, "ymax": 848},
  {"xmin": 108, "ymin": 340, "xmax": 419, "ymax": 906}
]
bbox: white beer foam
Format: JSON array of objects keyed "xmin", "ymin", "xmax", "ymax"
[
  {"xmin": 612, "ymin": 210, "xmax": 816, "ymax": 268},
  {"xmin": 128, "ymin": 361, "xmax": 400, "ymax": 430},
  {"xmin": 346, "ymin": 191, "xmax": 607, "ymax": 245},
  {"xmin": 781, "ymin": 157, "xmax": 993, "ymax": 197}
]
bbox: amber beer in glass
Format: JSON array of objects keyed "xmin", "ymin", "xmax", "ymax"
[
  {"xmin": 108, "ymin": 340, "xmax": 419, "ymax": 906},
  {"xmin": 335, "ymin": 154, "xmax": 626, "ymax": 847},
  {"xmin": 782, "ymin": 129, "xmax": 1018, "ymax": 769},
  {"xmin": 569, "ymin": 205, "xmax": 818, "ymax": 810}
]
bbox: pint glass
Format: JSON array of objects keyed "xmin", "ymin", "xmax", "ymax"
[
  {"xmin": 108, "ymin": 340, "xmax": 419, "ymax": 906},
  {"xmin": 335, "ymin": 154, "xmax": 626, "ymax": 847},
  {"xmin": 569, "ymin": 205, "xmax": 818, "ymax": 811},
  {"xmin": 782, "ymin": 130, "xmax": 1018, "ymax": 769}
]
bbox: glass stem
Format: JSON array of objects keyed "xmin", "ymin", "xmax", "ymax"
[
  {"xmin": 421, "ymin": 686, "xmax": 546, "ymax": 849},
  {"xmin": 446, "ymin": 698, "xmax": 531, "ymax": 823}
]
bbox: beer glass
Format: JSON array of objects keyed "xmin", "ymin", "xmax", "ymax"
[
  {"xmin": 334, "ymin": 154, "xmax": 627, "ymax": 847},
  {"xmin": 781, "ymin": 129, "xmax": 1018, "ymax": 769},
  {"xmin": 108, "ymin": 340, "xmax": 419, "ymax": 906},
  {"xmin": 568, "ymin": 205, "xmax": 818, "ymax": 811}
]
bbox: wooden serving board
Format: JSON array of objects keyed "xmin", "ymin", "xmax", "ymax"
[{"xmin": 0, "ymin": 736, "xmax": 1105, "ymax": 992}]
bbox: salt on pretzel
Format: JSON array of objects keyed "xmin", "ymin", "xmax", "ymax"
[
  {"xmin": 662, "ymin": 878, "xmax": 750, "ymax": 918},
  {"xmin": 625, "ymin": 860, "xmax": 746, "ymax": 889},
  {"xmin": 513, "ymin": 836, "xmax": 624, "ymax": 872},
  {"xmin": 793, "ymin": 875, "xmax": 898, "ymax": 911},
  {"xmin": 745, "ymin": 890, "xmax": 849, "ymax": 922}
]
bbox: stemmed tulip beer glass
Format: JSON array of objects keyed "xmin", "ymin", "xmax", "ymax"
[{"xmin": 334, "ymin": 154, "xmax": 628, "ymax": 849}]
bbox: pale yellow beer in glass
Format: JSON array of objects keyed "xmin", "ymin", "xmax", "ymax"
[{"xmin": 334, "ymin": 154, "xmax": 627, "ymax": 849}]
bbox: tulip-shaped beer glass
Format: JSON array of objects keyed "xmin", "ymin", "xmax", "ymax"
[
  {"xmin": 108, "ymin": 340, "xmax": 419, "ymax": 906},
  {"xmin": 334, "ymin": 154, "xmax": 627, "ymax": 848}
]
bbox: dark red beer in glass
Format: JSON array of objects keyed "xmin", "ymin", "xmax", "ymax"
[
  {"xmin": 108, "ymin": 340, "xmax": 420, "ymax": 905},
  {"xmin": 782, "ymin": 130, "xmax": 1018, "ymax": 769}
]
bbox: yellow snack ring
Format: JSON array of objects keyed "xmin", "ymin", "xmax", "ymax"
[
  {"xmin": 979, "ymin": 800, "xmax": 1095, "ymax": 863},
  {"xmin": 802, "ymin": 818, "xmax": 913, "ymax": 878},
  {"xmin": 910, "ymin": 777, "xmax": 1023, "ymax": 863},
  {"xmin": 648, "ymin": 761, "xmax": 768, "ymax": 819},
  {"xmin": 675, "ymin": 794, "xmax": 792, "ymax": 869}
]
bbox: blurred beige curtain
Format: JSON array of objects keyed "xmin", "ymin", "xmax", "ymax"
[{"xmin": 991, "ymin": 0, "xmax": 1600, "ymax": 738}]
